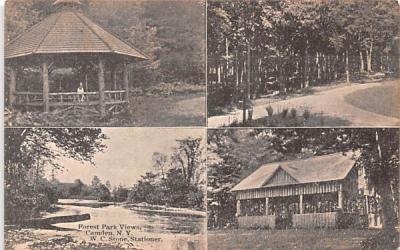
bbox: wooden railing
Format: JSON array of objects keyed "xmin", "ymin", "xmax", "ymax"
[
  {"xmin": 49, "ymin": 92, "xmax": 99, "ymax": 104},
  {"xmin": 293, "ymin": 212, "xmax": 338, "ymax": 228},
  {"xmin": 237, "ymin": 215, "xmax": 276, "ymax": 229},
  {"xmin": 105, "ymin": 90, "xmax": 126, "ymax": 102},
  {"xmin": 14, "ymin": 90, "xmax": 127, "ymax": 106}
]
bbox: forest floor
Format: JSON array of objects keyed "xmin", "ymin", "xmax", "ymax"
[
  {"xmin": 208, "ymin": 79, "xmax": 400, "ymax": 127},
  {"xmin": 208, "ymin": 228, "xmax": 380, "ymax": 250},
  {"xmin": 4, "ymin": 92, "xmax": 205, "ymax": 127}
]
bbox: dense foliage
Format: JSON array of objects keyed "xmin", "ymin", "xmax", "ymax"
[
  {"xmin": 6, "ymin": 0, "xmax": 205, "ymax": 87},
  {"xmin": 208, "ymin": 128, "xmax": 399, "ymax": 247},
  {"xmin": 207, "ymin": 0, "xmax": 400, "ymax": 117},
  {"xmin": 4, "ymin": 128, "xmax": 107, "ymax": 224},
  {"xmin": 128, "ymin": 137, "xmax": 206, "ymax": 210}
]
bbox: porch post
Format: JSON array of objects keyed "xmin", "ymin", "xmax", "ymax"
[
  {"xmin": 265, "ymin": 197, "xmax": 269, "ymax": 215},
  {"xmin": 338, "ymin": 190, "xmax": 344, "ymax": 209},
  {"xmin": 9, "ymin": 66, "xmax": 17, "ymax": 107},
  {"xmin": 42, "ymin": 61, "xmax": 49, "ymax": 113},
  {"xmin": 299, "ymin": 194, "xmax": 304, "ymax": 214},
  {"xmin": 98, "ymin": 57, "xmax": 106, "ymax": 117},
  {"xmin": 123, "ymin": 62, "xmax": 130, "ymax": 103},
  {"xmin": 236, "ymin": 199, "xmax": 241, "ymax": 216}
]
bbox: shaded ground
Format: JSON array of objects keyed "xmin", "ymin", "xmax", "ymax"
[
  {"xmin": 344, "ymin": 83, "xmax": 400, "ymax": 119},
  {"xmin": 208, "ymin": 80, "xmax": 400, "ymax": 127},
  {"xmin": 4, "ymin": 93, "xmax": 205, "ymax": 127},
  {"xmin": 208, "ymin": 229, "xmax": 380, "ymax": 250}
]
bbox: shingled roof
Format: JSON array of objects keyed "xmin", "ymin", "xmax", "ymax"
[
  {"xmin": 231, "ymin": 153, "xmax": 356, "ymax": 192},
  {"xmin": 5, "ymin": 10, "xmax": 148, "ymax": 60}
]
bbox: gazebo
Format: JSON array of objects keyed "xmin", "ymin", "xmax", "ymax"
[
  {"xmin": 5, "ymin": 0, "xmax": 148, "ymax": 117},
  {"xmin": 231, "ymin": 153, "xmax": 382, "ymax": 229}
]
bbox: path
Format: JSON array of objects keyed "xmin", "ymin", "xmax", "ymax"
[{"xmin": 208, "ymin": 80, "xmax": 400, "ymax": 127}]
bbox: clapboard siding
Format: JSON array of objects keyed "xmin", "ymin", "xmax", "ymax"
[
  {"xmin": 236, "ymin": 181, "xmax": 341, "ymax": 200},
  {"xmin": 238, "ymin": 215, "xmax": 276, "ymax": 229}
]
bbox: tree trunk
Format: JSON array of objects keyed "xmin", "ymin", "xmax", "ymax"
[
  {"xmin": 360, "ymin": 50, "xmax": 365, "ymax": 72},
  {"xmin": 367, "ymin": 40, "xmax": 373, "ymax": 73},
  {"xmin": 345, "ymin": 49, "xmax": 350, "ymax": 83},
  {"xmin": 304, "ymin": 46, "xmax": 309, "ymax": 88}
]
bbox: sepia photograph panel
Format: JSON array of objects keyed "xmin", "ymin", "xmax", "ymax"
[
  {"xmin": 4, "ymin": 0, "xmax": 206, "ymax": 127},
  {"xmin": 207, "ymin": 128, "xmax": 399, "ymax": 249},
  {"xmin": 207, "ymin": 0, "xmax": 400, "ymax": 127},
  {"xmin": 5, "ymin": 128, "xmax": 206, "ymax": 249}
]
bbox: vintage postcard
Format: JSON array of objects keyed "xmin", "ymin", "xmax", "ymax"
[
  {"xmin": 4, "ymin": 128, "xmax": 206, "ymax": 249},
  {"xmin": 207, "ymin": 0, "xmax": 400, "ymax": 127},
  {"xmin": 4, "ymin": 0, "xmax": 206, "ymax": 127},
  {"xmin": 207, "ymin": 128, "xmax": 399, "ymax": 249}
]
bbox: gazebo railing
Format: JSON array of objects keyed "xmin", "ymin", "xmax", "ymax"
[
  {"xmin": 49, "ymin": 92, "xmax": 99, "ymax": 104},
  {"xmin": 14, "ymin": 90, "xmax": 127, "ymax": 107},
  {"xmin": 105, "ymin": 90, "xmax": 127, "ymax": 102}
]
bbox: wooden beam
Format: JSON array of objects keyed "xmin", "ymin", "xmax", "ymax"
[
  {"xmin": 112, "ymin": 65, "xmax": 118, "ymax": 90},
  {"xmin": 9, "ymin": 66, "xmax": 17, "ymax": 108},
  {"xmin": 299, "ymin": 194, "xmax": 304, "ymax": 214},
  {"xmin": 98, "ymin": 57, "xmax": 106, "ymax": 117},
  {"xmin": 42, "ymin": 61, "xmax": 50, "ymax": 113},
  {"xmin": 123, "ymin": 62, "xmax": 130, "ymax": 103},
  {"xmin": 265, "ymin": 197, "xmax": 269, "ymax": 215}
]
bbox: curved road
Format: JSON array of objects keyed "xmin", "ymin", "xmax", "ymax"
[{"xmin": 208, "ymin": 81, "xmax": 400, "ymax": 127}]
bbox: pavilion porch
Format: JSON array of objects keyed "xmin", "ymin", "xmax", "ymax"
[{"xmin": 236, "ymin": 190, "xmax": 360, "ymax": 229}]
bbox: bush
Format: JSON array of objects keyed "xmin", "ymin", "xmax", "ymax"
[
  {"xmin": 145, "ymin": 82, "xmax": 204, "ymax": 96},
  {"xmin": 290, "ymin": 108, "xmax": 297, "ymax": 118},
  {"xmin": 266, "ymin": 105, "xmax": 274, "ymax": 116},
  {"xmin": 303, "ymin": 109, "xmax": 311, "ymax": 120},
  {"xmin": 281, "ymin": 108, "xmax": 288, "ymax": 118}
]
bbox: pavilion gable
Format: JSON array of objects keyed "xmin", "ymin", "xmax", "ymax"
[{"xmin": 262, "ymin": 167, "xmax": 299, "ymax": 187}]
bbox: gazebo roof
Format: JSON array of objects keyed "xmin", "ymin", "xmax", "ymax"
[
  {"xmin": 231, "ymin": 153, "xmax": 356, "ymax": 192},
  {"xmin": 5, "ymin": 10, "xmax": 148, "ymax": 60}
]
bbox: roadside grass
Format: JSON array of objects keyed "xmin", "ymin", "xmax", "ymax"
[
  {"xmin": 344, "ymin": 81, "xmax": 399, "ymax": 119},
  {"xmin": 230, "ymin": 112, "xmax": 350, "ymax": 127},
  {"xmin": 208, "ymin": 228, "xmax": 380, "ymax": 250}
]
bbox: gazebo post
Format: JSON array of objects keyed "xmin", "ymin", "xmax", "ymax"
[
  {"xmin": 98, "ymin": 57, "xmax": 106, "ymax": 117},
  {"xmin": 9, "ymin": 65, "xmax": 17, "ymax": 108},
  {"xmin": 123, "ymin": 61, "xmax": 130, "ymax": 103},
  {"xmin": 111, "ymin": 64, "xmax": 118, "ymax": 90},
  {"xmin": 338, "ymin": 185, "xmax": 344, "ymax": 209},
  {"xmin": 265, "ymin": 197, "xmax": 269, "ymax": 215},
  {"xmin": 42, "ymin": 60, "xmax": 50, "ymax": 113}
]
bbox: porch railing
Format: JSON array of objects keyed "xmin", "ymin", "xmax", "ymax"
[{"xmin": 237, "ymin": 215, "xmax": 275, "ymax": 228}]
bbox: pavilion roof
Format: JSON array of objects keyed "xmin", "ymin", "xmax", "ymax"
[
  {"xmin": 231, "ymin": 153, "xmax": 356, "ymax": 192},
  {"xmin": 5, "ymin": 10, "xmax": 148, "ymax": 60}
]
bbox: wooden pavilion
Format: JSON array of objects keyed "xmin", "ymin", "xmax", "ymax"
[
  {"xmin": 231, "ymin": 153, "xmax": 382, "ymax": 229},
  {"xmin": 5, "ymin": 0, "xmax": 148, "ymax": 117}
]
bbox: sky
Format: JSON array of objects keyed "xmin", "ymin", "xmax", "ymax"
[{"xmin": 49, "ymin": 128, "xmax": 205, "ymax": 187}]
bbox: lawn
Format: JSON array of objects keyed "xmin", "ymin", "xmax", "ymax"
[
  {"xmin": 129, "ymin": 93, "xmax": 206, "ymax": 127},
  {"xmin": 208, "ymin": 229, "xmax": 380, "ymax": 250},
  {"xmin": 344, "ymin": 81, "xmax": 400, "ymax": 119}
]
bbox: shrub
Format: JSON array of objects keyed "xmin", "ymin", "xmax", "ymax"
[
  {"xmin": 303, "ymin": 109, "xmax": 310, "ymax": 120},
  {"xmin": 266, "ymin": 105, "xmax": 274, "ymax": 116},
  {"xmin": 290, "ymin": 108, "xmax": 297, "ymax": 118},
  {"xmin": 281, "ymin": 108, "xmax": 288, "ymax": 118}
]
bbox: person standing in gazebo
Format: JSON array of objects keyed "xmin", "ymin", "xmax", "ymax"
[{"xmin": 77, "ymin": 82, "xmax": 85, "ymax": 102}]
